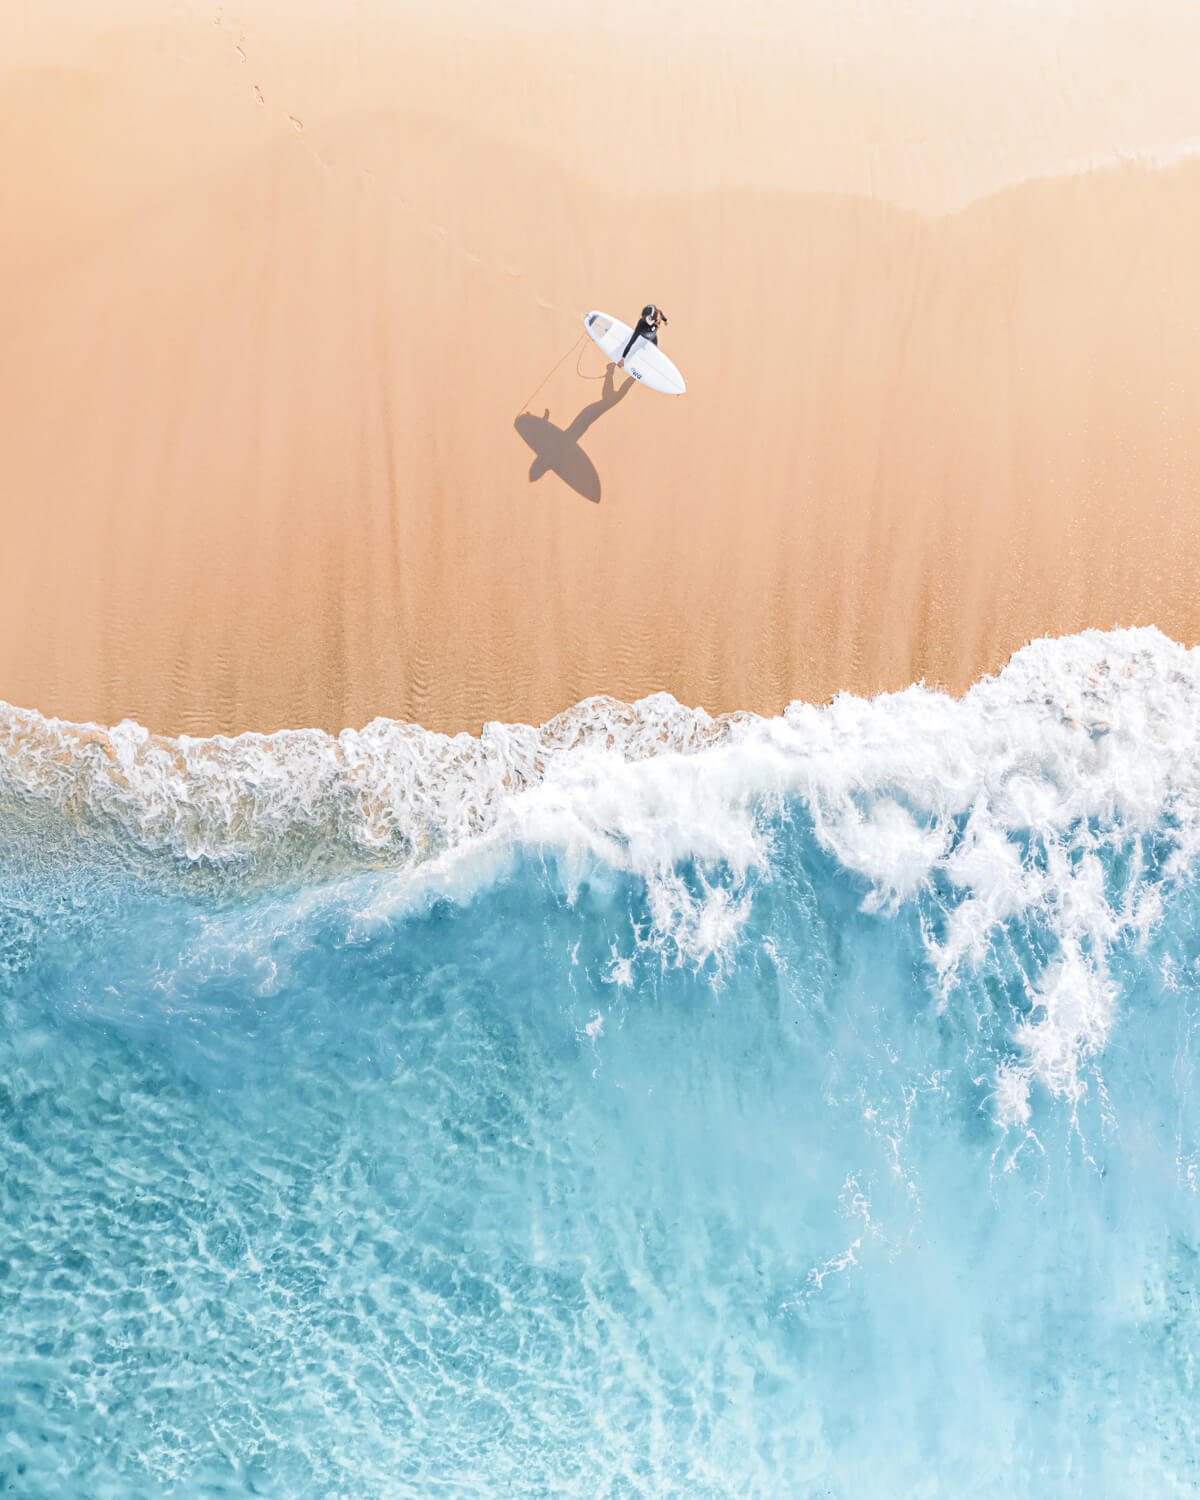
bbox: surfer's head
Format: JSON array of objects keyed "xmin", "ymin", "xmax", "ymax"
[{"xmin": 642, "ymin": 304, "xmax": 656, "ymax": 320}]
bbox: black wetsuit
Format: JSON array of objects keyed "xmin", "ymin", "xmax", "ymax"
[{"xmin": 621, "ymin": 314, "xmax": 660, "ymax": 361}]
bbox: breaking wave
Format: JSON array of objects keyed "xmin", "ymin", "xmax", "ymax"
[
  {"xmin": 4, "ymin": 626, "xmax": 1200, "ymax": 1495},
  {"xmin": 5, "ymin": 626, "xmax": 1200, "ymax": 1112}
]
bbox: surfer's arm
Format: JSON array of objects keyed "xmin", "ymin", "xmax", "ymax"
[{"xmin": 620, "ymin": 325, "xmax": 643, "ymax": 361}]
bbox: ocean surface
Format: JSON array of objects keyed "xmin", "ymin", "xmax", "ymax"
[{"xmin": 3, "ymin": 626, "xmax": 1200, "ymax": 1498}]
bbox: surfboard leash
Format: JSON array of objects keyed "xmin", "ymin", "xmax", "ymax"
[
  {"xmin": 575, "ymin": 343, "xmax": 610, "ymax": 382},
  {"xmin": 515, "ymin": 331, "xmax": 587, "ymax": 419}
]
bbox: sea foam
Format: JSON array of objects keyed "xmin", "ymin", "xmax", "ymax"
[{"xmin": 3, "ymin": 626, "xmax": 1200, "ymax": 1119}]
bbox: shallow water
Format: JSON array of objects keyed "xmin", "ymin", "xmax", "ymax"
[{"xmin": 3, "ymin": 628, "xmax": 1200, "ymax": 1497}]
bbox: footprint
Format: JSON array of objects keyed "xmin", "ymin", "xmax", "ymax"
[
  {"xmin": 288, "ymin": 115, "xmax": 304, "ymax": 131},
  {"xmin": 235, "ymin": 44, "xmax": 246, "ymax": 61},
  {"xmin": 253, "ymin": 84, "xmax": 264, "ymax": 104}
]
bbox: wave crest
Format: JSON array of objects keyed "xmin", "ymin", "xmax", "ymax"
[{"xmin": 5, "ymin": 627, "xmax": 1200, "ymax": 1119}]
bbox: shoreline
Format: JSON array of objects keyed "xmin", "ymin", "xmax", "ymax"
[{"xmin": 0, "ymin": 625, "xmax": 1191, "ymax": 888}]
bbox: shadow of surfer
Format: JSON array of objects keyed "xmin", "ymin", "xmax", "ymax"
[{"xmin": 513, "ymin": 362, "xmax": 634, "ymax": 504}]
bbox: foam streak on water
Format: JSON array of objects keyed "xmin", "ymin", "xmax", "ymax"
[{"xmin": 2, "ymin": 627, "xmax": 1200, "ymax": 1496}]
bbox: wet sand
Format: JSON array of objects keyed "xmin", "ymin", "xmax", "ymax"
[{"xmin": 3, "ymin": 2, "xmax": 1200, "ymax": 734}]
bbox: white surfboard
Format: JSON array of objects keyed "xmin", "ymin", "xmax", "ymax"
[{"xmin": 584, "ymin": 311, "xmax": 686, "ymax": 395}]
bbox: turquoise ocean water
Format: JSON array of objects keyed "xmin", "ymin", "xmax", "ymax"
[{"xmin": 2, "ymin": 627, "xmax": 1199, "ymax": 1497}]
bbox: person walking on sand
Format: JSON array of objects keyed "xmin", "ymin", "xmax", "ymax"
[{"xmin": 618, "ymin": 304, "xmax": 668, "ymax": 369}]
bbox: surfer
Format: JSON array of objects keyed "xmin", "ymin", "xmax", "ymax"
[{"xmin": 618, "ymin": 304, "xmax": 668, "ymax": 369}]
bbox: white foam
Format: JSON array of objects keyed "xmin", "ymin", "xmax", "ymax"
[{"xmin": 5, "ymin": 626, "xmax": 1200, "ymax": 1115}]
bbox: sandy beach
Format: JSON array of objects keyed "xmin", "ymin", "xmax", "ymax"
[{"xmin": 3, "ymin": 0, "xmax": 1200, "ymax": 735}]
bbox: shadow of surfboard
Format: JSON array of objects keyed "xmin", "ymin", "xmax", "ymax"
[{"xmin": 514, "ymin": 363, "xmax": 634, "ymax": 504}]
